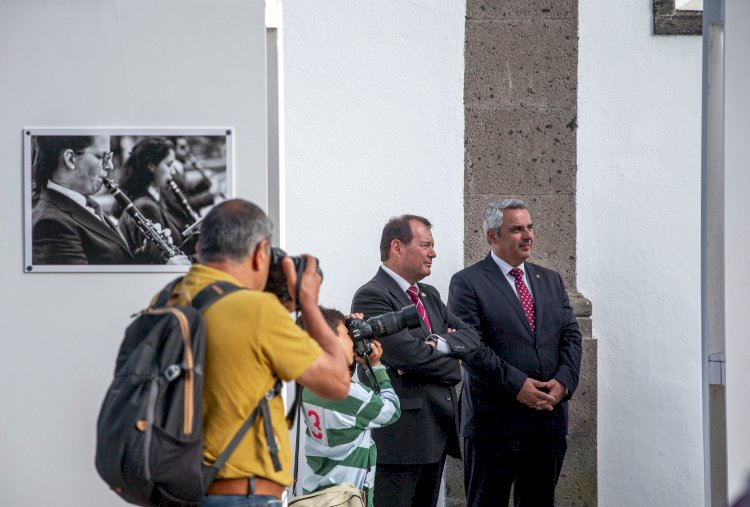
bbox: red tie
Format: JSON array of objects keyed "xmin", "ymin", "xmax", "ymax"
[
  {"xmin": 509, "ymin": 268, "xmax": 535, "ymax": 332},
  {"xmin": 407, "ymin": 285, "xmax": 432, "ymax": 333}
]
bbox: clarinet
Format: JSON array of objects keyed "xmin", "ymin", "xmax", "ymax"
[
  {"xmin": 102, "ymin": 177, "xmax": 184, "ymax": 261},
  {"xmin": 167, "ymin": 177, "xmax": 201, "ymax": 224}
]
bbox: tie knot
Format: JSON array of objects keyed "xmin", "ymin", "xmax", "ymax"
[
  {"xmin": 407, "ymin": 285, "xmax": 422, "ymax": 304},
  {"xmin": 86, "ymin": 196, "xmax": 101, "ymax": 211},
  {"xmin": 509, "ymin": 268, "xmax": 524, "ymax": 280}
]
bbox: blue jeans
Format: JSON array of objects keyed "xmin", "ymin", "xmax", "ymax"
[{"xmin": 200, "ymin": 495, "xmax": 282, "ymax": 507}]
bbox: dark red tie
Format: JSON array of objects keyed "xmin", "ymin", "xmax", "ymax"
[
  {"xmin": 407, "ymin": 285, "xmax": 432, "ymax": 332},
  {"xmin": 510, "ymin": 268, "xmax": 535, "ymax": 332}
]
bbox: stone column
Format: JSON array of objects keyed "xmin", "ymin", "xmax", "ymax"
[{"xmin": 449, "ymin": 1, "xmax": 597, "ymax": 505}]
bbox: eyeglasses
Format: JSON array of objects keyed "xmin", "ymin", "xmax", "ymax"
[
  {"xmin": 74, "ymin": 150, "xmax": 115, "ymax": 168},
  {"xmin": 101, "ymin": 152, "xmax": 114, "ymax": 167}
]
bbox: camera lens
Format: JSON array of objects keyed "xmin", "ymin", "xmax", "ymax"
[{"xmin": 367, "ymin": 304, "xmax": 422, "ymax": 339}]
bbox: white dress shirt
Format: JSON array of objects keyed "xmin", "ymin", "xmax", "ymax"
[{"xmin": 490, "ymin": 250, "xmax": 534, "ymax": 300}]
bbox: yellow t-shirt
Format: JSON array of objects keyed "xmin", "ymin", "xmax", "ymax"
[{"xmin": 168, "ymin": 264, "xmax": 321, "ymax": 485}]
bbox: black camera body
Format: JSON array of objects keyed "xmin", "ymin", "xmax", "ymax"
[
  {"xmin": 345, "ymin": 304, "xmax": 422, "ymax": 357},
  {"xmin": 264, "ymin": 247, "xmax": 322, "ymax": 302}
]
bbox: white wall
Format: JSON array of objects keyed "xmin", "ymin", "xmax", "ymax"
[
  {"xmin": 282, "ymin": 0, "xmax": 466, "ymax": 312},
  {"xmin": 724, "ymin": 0, "xmax": 750, "ymax": 500},
  {"xmin": 578, "ymin": 2, "xmax": 704, "ymax": 505},
  {"xmin": 0, "ymin": 1, "xmax": 266, "ymax": 505}
]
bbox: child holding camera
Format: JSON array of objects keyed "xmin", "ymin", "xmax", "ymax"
[{"xmin": 297, "ymin": 308, "xmax": 400, "ymax": 507}]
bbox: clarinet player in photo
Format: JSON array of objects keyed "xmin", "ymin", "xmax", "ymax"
[
  {"xmin": 31, "ymin": 135, "xmax": 136, "ymax": 265},
  {"xmin": 115, "ymin": 137, "xmax": 196, "ymax": 258}
]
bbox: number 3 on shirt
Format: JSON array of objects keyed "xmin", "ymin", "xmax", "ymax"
[{"xmin": 301, "ymin": 402, "xmax": 329, "ymax": 446}]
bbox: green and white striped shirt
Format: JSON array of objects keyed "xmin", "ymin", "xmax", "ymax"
[{"xmin": 301, "ymin": 364, "xmax": 400, "ymax": 507}]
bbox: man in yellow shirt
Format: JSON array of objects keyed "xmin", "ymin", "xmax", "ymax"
[{"xmin": 167, "ymin": 199, "xmax": 350, "ymax": 507}]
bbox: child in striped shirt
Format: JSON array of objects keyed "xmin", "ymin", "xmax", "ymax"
[{"xmin": 299, "ymin": 308, "xmax": 401, "ymax": 507}]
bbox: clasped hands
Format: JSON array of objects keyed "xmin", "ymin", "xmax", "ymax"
[{"xmin": 516, "ymin": 378, "xmax": 567, "ymax": 411}]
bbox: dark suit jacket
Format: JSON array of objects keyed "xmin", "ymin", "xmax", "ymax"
[
  {"xmin": 32, "ymin": 189, "xmax": 134, "ymax": 265},
  {"xmin": 351, "ymin": 267, "xmax": 480, "ymax": 464},
  {"xmin": 448, "ymin": 255, "xmax": 582, "ymax": 439}
]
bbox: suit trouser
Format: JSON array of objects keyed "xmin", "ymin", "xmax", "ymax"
[
  {"xmin": 373, "ymin": 458, "xmax": 446, "ymax": 507},
  {"xmin": 464, "ymin": 434, "xmax": 567, "ymax": 507}
]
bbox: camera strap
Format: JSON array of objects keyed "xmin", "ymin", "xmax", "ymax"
[
  {"xmin": 292, "ymin": 385, "xmax": 304, "ymax": 497},
  {"xmin": 294, "ymin": 262, "xmax": 304, "ymax": 314},
  {"xmin": 363, "ymin": 355, "xmax": 380, "ymax": 395}
]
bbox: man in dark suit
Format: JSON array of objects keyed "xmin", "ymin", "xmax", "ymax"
[
  {"xmin": 32, "ymin": 135, "xmax": 135, "ymax": 265},
  {"xmin": 448, "ymin": 199, "xmax": 582, "ymax": 507},
  {"xmin": 351, "ymin": 214, "xmax": 481, "ymax": 507},
  {"xmin": 33, "ymin": 187, "xmax": 134, "ymax": 265}
]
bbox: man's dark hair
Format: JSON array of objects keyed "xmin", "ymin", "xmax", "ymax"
[
  {"xmin": 198, "ymin": 199, "xmax": 273, "ymax": 264},
  {"xmin": 296, "ymin": 306, "xmax": 346, "ymax": 335},
  {"xmin": 379, "ymin": 214, "xmax": 432, "ymax": 262},
  {"xmin": 169, "ymin": 136, "xmax": 190, "ymax": 161},
  {"xmin": 32, "ymin": 136, "xmax": 97, "ymax": 205}
]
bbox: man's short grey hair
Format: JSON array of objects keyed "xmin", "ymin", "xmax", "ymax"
[
  {"xmin": 198, "ymin": 199, "xmax": 274, "ymax": 263},
  {"xmin": 483, "ymin": 199, "xmax": 528, "ymax": 243}
]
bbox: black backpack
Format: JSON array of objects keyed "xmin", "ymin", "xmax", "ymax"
[{"xmin": 95, "ymin": 278, "xmax": 283, "ymax": 506}]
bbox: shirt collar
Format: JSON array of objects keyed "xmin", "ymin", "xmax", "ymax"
[
  {"xmin": 490, "ymin": 250, "xmax": 526, "ymax": 278},
  {"xmin": 47, "ymin": 179, "xmax": 88, "ymax": 209},
  {"xmin": 381, "ymin": 264, "xmax": 415, "ymax": 292},
  {"xmin": 147, "ymin": 184, "xmax": 161, "ymax": 202}
]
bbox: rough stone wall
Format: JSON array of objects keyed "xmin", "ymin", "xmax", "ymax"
[{"xmin": 453, "ymin": 1, "xmax": 597, "ymax": 505}]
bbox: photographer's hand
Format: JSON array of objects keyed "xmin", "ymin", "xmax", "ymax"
[
  {"xmin": 355, "ymin": 339, "xmax": 383, "ymax": 367},
  {"xmin": 282, "ymin": 254, "xmax": 321, "ymax": 310}
]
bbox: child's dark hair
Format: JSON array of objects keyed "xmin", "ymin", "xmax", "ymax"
[{"xmin": 296, "ymin": 306, "xmax": 346, "ymax": 334}]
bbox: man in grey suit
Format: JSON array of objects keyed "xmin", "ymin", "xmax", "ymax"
[
  {"xmin": 449, "ymin": 199, "xmax": 582, "ymax": 507},
  {"xmin": 351, "ymin": 214, "xmax": 481, "ymax": 507}
]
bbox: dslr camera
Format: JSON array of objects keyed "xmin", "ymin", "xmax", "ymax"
[
  {"xmin": 264, "ymin": 247, "xmax": 323, "ymax": 302},
  {"xmin": 345, "ymin": 305, "xmax": 422, "ymax": 357}
]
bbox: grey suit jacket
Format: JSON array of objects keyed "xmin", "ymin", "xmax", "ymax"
[
  {"xmin": 351, "ymin": 267, "xmax": 481, "ymax": 464},
  {"xmin": 448, "ymin": 255, "xmax": 582, "ymax": 439}
]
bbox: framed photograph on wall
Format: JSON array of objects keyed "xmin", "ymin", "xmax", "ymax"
[{"xmin": 23, "ymin": 128, "xmax": 233, "ymax": 273}]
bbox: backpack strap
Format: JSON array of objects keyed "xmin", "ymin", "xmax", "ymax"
[
  {"xmin": 152, "ymin": 276, "xmax": 185, "ymax": 307},
  {"xmin": 260, "ymin": 388, "xmax": 283, "ymax": 472},
  {"xmin": 202, "ymin": 381, "xmax": 284, "ymax": 490},
  {"xmin": 191, "ymin": 281, "xmax": 244, "ymax": 312}
]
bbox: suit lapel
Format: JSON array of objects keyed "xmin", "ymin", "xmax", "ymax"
[
  {"xmin": 375, "ymin": 267, "xmax": 429, "ymax": 338},
  {"xmin": 375, "ymin": 267, "xmax": 413, "ymax": 307},
  {"xmin": 482, "ymin": 255, "xmax": 535, "ymax": 336}
]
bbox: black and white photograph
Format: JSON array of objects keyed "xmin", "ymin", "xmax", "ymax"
[{"xmin": 23, "ymin": 128, "xmax": 233, "ymax": 272}]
